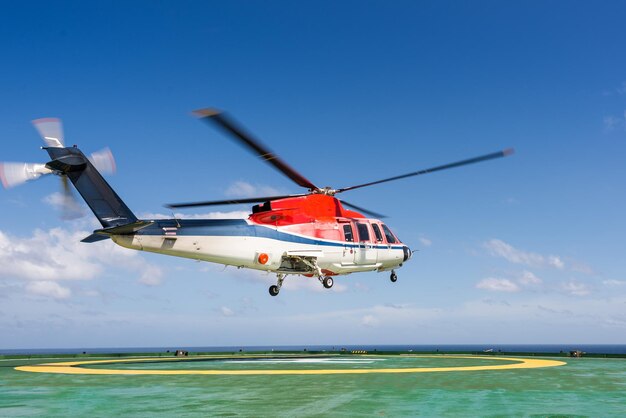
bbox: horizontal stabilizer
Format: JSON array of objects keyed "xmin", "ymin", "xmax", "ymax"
[
  {"xmin": 81, "ymin": 233, "xmax": 111, "ymax": 243},
  {"xmin": 82, "ymin": 220, "xmax": 154, "ymax": 244},
  {"xmin": 95, "ymin": 220, "xmax": 154, "ymax": 236}
]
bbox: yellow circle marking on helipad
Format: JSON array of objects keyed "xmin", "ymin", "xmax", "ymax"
[{"xmin": 15, "ymin": 355, "xmax": 566, "ymax": 375}]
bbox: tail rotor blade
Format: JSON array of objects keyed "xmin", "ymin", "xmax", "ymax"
[
  {"xmin": 0, "ymin": 162, "xmax": 52, "ymax": 188},
  {"xmin": 32, "ymin": 118, "xmax": 65, "ymax": 148},
  {"xmin": 59, "ymin": 175, "xmax": 85, "ymax": 220},
  {"xmin": 89, "ymin": 147, "xmax": 116, "ymax": 175}
]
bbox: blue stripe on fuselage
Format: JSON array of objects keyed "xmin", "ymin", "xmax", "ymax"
[{"xmin": 136, "ymin": 219, "xmax": 404, "ymax": 250}]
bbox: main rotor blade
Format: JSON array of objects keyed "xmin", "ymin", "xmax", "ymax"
[
  {"xmin": 193, "ymin": 108, "xmax": 319, "ymax": 191},
  {"xmin": 336, "ymin": 148, "xmax": 514, "ymax": 193},
  {"xmin": 340, "ymin": 200, "xmax": 387, "ymax": 219},
  {"xmin": 166, "ymin": 193, "xmax": 309, "ymax": 209}
]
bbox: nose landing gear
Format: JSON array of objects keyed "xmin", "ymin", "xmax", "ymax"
[
  {"xmin": 390, "ymin": 270, "xmax": 398, "ymax": 283},
  {"xmin": 269, "ymin": 274, "xmax": 285, "ymax": 296}
]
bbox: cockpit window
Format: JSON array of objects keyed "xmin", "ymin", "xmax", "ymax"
[
  {"xmin": 372, "ymin": 224, "xmax": 383, "ymax": 242},
  {"xmin": 356, "ymin": 222, "xmax": 370, "ymax": 242},
  {"xmin": 343, "ymin": 224, "xmax": 354, "ymax": 242},
  {"xmin": 381, "ymin": 224, "xmax": 397, "ymax": 244}
]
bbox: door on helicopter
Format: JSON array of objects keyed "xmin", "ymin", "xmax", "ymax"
[
  {"xmin": 354, "ymin": 221, "xmax": 378, "ymax": 265},
  {"xmin": 340, "ymin": 221, "xmax": 356, "ymax": 266},
  {"xmin": 371, "ymin": 221, "xmax": 386, "ymax": 257}
]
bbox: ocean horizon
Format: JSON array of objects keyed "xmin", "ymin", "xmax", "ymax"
[{"xmin": 2, "ymin": 344, "xmax": 625, "ymax": 356}]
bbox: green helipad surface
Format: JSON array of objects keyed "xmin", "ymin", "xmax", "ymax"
[{"xmin": 2, "ymin": 353, "xmax": 625, "ymax": 416}]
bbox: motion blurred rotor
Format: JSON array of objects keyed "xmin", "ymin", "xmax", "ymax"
[
  {"xmin": 1, "ymin": 118, "xmax": 116, "ymax": 219},
  {"xmin": 167, "ymin": 108, "xmax": 514, "ymax": 217}
]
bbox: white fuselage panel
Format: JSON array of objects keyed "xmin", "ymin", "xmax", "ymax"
[{"xmin": 111, "ymin": 234, "xmax": 405, "ymax": 275}]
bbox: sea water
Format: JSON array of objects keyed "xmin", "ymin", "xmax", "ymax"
[{"xmin": 1, "ymin": 344, "xmax": 625, "ymax": 355}]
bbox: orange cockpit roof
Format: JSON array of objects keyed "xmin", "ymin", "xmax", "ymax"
[{"xmin": 249, "ymin": 194, "xmax": 364, "ymax": 225}]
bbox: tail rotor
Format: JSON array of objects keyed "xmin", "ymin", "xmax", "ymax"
[
  {"xmin": 0, "ymin": 162, "xmax": 53, "ymax": 188},
  {"xmin": 57, "ymin": 174, "xmax": 85, "ymax": 220},
  {"xmin": 1, "ymin": 117, "xmax": 116, "ymax": 219},
  {"xmin": 32, "ymin": 117, "xmax": 65, "ymax": 148}
]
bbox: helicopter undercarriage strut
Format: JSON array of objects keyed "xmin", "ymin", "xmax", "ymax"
[
  {"xmin": 269, "ymin": 255, "xmax": 333, "ymax": 296},
  {"xmin": 299, "ymin": 257, "xmax": 334, "ymax": 290}
]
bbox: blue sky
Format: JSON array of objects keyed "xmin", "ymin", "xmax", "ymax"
[{"xmin": 1, "ymin": 1, "xmax": 625, "ymax": 348}]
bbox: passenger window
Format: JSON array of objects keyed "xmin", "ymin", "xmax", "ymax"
[
  {"xmin": 356, "ymin": 223, "xmax": 370, "ymax": 242},
  {"xmin": 343, "ymin": 224, "xmax": 354, "ymax": 242},
  {"xmin": 372, "ymin": 224, "xmax": 383, "ymax": 242},
  {"xmin": 381, "ymin": 224, "xmax": 397, "ymax": 244}
]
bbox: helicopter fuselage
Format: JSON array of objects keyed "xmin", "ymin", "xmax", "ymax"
[
  {"xmin": 112, "ymin": 216, "xmax": 410, "ymax": 276},
  {"xmin": 112, "ymin": 194, "xmax": 411, "ymax": 277}
]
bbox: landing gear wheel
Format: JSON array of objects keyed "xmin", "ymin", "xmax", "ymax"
[
  {"xmin": 269, "ymin": 285, "xmax": 280, "ymax": 296},
  {"xmin": 323, "ymin": 277, "xmax": 334, "ymax": 289},
  {"xmin": 390, "ymin": 272, "xmax": 398, "ymax": 283}
]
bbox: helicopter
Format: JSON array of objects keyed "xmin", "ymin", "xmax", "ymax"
[{"xmin": 0, "ymin": 109, "xmax": 513, "ymax": 296}]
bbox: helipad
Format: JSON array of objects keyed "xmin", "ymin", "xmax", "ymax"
[
  {"xmin": 15, "ymin": 354, "xmax": 565, "ymax": 375},
  {"xmin": 2, "ymin": 352, "xmax": 625, "ymax": 416}
]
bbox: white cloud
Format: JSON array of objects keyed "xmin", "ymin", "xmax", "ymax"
[
  {"xmin": 603, "ymin": 279, "xmax": 626, "ymax": 286},
  {"xmin": 220, "ymin": 306, "xmax": 235, "ymax": 317},
  {"xmin": 384, "ymin": 302, "xmax": 410, "ymax": 310},
  {"xmin": 485, "ymin": 239, "xmax": 545, "ymax": 266},
  {"xmin": 476, "ymin": 277, "xmax": 520, "ymax": 292},
  {"xmin": 603, "ymin": 82, "xmax": 626, "ymax": 96},
  {"xmin": 138, "ymin": 265, "xmax": 164, "ymax": 286},
  {"xmin": 570, "ymin": 261, "xmax": 594, "ymax": 275},
  {"xmin": 418, "ymin": 237, "xmax": 432, "ymax": 247},
  {"xmin": 288, "ymin": 303, "xmax": 442, "ymax": 329},
  {"xmin": 548, "ymin": 256, "xmax": 564, "ymax": 269},
  {"xmin": 561, "ymin": 281, "xmax": 590, "ymax": 296},
  {"xmin": 361, "ymin": 314, "xmax": 379, "ymax": 327},
  {"xmin": 603, "ymin": 115, "xmax": 622, "ymax": 131},
  {"xmin": 0, "ymin": 229, "xmax": 102, "ymax": 281},
  {"xmin": 225, "ymin": 181, "xmax": 282, "ymax": 198},
  {"xmin": 25, "ymin": 281, "xmax": 71, "ymax": 299},
  {"xmin": 0, "ymin": 227, "xmax": 165, "ymax": 297},
  {"xmin": 519, "ymin": 270, "xmax": 542, "ymax": 285},
  {"xmin": 484, "ymin": 239, "xmax": 566, "ymax": 270},
  {"xmin": 42, "ymin": 192, "xmax": 86, "ymax": 220},
  {"xmin": 481, "ymin": 298, "xmax": 511, "ymax": 307}
]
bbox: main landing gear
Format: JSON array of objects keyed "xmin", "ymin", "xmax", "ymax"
[
  {"xmin": 268, "ymin": 273, "xmax": 335, "ymax": 296},
  {"xmin": 320, "ymin": 276, "xmax": 334, "ymax": 289},
  {"xmin": 390, "ymin": 270, "xmax": 398, "ymax": 283}
]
